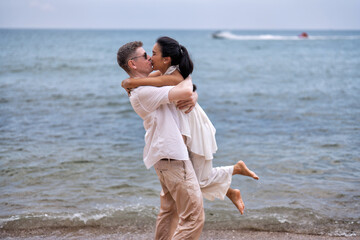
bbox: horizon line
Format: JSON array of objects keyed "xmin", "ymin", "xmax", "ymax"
[{"xmin": 1, "ymin": 27, "xmax": 360, "ymax": 31}]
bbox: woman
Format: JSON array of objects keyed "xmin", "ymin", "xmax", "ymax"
[{"xmin": 122, "ymin": 36, "xmax": 258, "ymax": 214}]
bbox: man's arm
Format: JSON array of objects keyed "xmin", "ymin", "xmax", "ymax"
[
  {"xmin": 176, "ymin": 91, "xmax": 198, "ymax": 114},
  {"xmin": 168, "ymin": 76, "xmax": 193, "ymax": 102},
  {"xmin": 134, "ymin": 76, "xmax": 196, "ymax": 114}
]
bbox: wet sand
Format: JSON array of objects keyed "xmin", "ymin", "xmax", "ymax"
[{"xmin": 1, "ymin": 226, "xmax": 357, "ymax": 240}]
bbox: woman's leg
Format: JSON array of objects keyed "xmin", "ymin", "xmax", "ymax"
[
  {"xmin": 189, "ymin": 152, "xmax": 233, "ymax": 201},
  {"xmin": 189, "ymin": 152, "xmax": 259, "ymax": 214},
  {"xmin": 233, "ymin": 160, "xmax": 259, "ymax": 179},
  {"xmin": 226, "ymin": 188, "xmax": 245, "ymax": 214}
]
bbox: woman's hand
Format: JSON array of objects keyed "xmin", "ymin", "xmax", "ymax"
[
  {"xmin": 121, "ymin": 78, "xmax": 132, "ymax": 96},
  {"xmin": 176, "ymin": 91, "xmax": 198, "ymax": 114},
  {"xmin": 121, "ymin": 78, "xmax": 131, "ymax": 89}
]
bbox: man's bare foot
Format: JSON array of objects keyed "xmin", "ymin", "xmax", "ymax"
[
  {"xmin": 233, "ymin": 160, "xmax": 259, "ymax": 180},
  {"xmin": 226, "ymin": 188, "xmax": 245, "ymax": 215}
]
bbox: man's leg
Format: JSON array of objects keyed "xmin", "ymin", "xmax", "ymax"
[
  {"xmin": 154, "ymin": 162, "xmax": 179, "ymax": 240},
  {"xmin": 155, "ymin": 159, "xmax": 204, "ymax": 240},
  {"xmin": 170, "ymin": 160, "xmax": 204, "ymax": 240}
]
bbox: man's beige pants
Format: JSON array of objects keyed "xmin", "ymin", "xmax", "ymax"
[{"xmin": 154, "ymin": 159, "xmax": 205, "ymax": 240}]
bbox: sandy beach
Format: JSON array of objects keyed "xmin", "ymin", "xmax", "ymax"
[{"xmin": 1, "ymin": 226, "xmax": 357, "ymax": 240}]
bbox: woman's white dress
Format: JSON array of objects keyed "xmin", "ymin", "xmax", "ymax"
[{"xmin": 165, "ymin": 66, "xmax": 233, "ymax": 201}]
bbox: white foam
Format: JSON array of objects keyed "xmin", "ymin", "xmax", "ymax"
[
  {"xmin": 0, "ymin": 215, "xmax": 21, "ymax": 228},
  {"xmin": 65, "ymin": 212, "xmax": 108, "ymax": 224},
  {"xmin": 331, "ymin": 230, "xmax": 357, "ymax": 237}
]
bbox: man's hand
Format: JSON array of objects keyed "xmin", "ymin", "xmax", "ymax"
[{"xmin": 176, "ymin": 91, "xmax": 198, "ymax": 114}]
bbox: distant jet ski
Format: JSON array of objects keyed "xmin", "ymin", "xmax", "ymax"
[
  {"xmin": 212, "ymin": 31, "xmax": 236, "ymax": 39},
  {"xmin": 299, "ymin": 32, "xmax": 309, "ymax": 38}
]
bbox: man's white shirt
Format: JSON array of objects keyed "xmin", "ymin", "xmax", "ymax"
[{"xmin": 129, "ymin": 86, "xmax": 189, "ymax": 169}]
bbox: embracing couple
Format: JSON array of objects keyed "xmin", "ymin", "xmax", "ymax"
[{"xmin": 117, "ymin": 37, "xmax": 259, "ymax": 240}]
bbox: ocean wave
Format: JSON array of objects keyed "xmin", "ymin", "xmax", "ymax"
[
  {"xmin": 0, "ymin": 205, "xmax": 157, "ymax": 230},
  {"xmin": 0, "ymin": 61, "xmax": 111, "ymax": 75},
  {"xmin": 1, "ymin": 206, "xmax": 358, "ymax": 237},
  {"xmin": 212, "ymin": 31, "xmax": 360, "ymax": 40}
]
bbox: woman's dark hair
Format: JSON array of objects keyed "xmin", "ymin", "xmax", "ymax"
[{"xmin": 156, "ymin": 36, "xmax": 193, "ymax": 79}]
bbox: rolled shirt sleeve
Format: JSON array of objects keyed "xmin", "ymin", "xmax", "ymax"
[{"xmin": 136, "ymin": 86, "xmax": 174, "ymax": 113}]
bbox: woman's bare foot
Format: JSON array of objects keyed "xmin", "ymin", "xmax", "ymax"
[
  {"xmin": 226, "ymin": 188, "xmax": 245, "ymax": 215},
  {"xmin": 233, "ymin": 161, "xmax": 259, "ymax": 180}
]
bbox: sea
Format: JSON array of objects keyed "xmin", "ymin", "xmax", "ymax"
[{"xmin": 0, "ymin": 29, "xmax": 359, "ymax": 237}]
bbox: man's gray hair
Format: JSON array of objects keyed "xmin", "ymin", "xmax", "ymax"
[{"xmin": 117, "ymin": 41, "xmax": 143, "ymax": 73}]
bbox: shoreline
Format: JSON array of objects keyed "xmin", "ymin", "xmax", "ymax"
[{"xmin": 1, "ymin": 227, "xmax": 357, "ymax": 240}]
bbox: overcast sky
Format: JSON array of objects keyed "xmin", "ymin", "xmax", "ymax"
[{"xmin": 1, "ymin": 0, "xmax": 359, "ymax": 30}]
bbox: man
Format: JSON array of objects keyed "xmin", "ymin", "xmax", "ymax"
[{"xmin": 117, "ymin": 41, "xmax": 204, "ymax": 240}]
